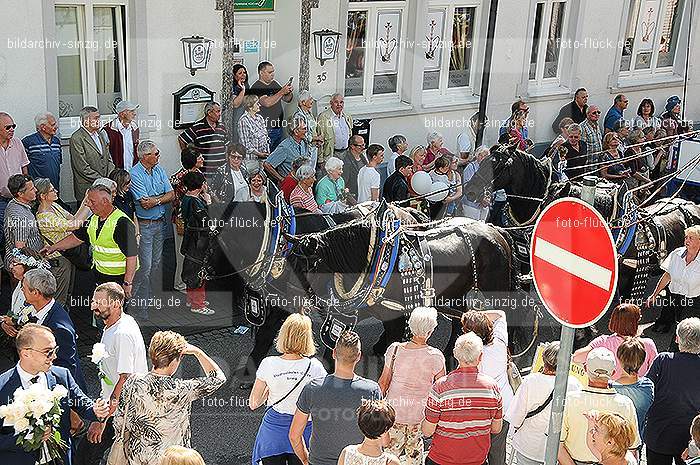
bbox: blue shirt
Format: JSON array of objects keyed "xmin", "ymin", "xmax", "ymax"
[
  {"xmin": 266, "ymin": 136, "xmax": 310, "ymax": 178},
  {"xmin": 612, "ymin": 377, "xmax": 654, "ymax": 439},
  {"xmin": 129, "ymin": 162, "xmax": 173, "ymax": 220},
  {"xmin": 604, "ymin": 106, "xmax": 624, "ymax": 131},
  {"xmin": 499, "ymin": 119, "xmax": 529, "ymax": 139},
  {"xmin": 21, "ymin": 132, "xmax": 62, "ymax": 193}
]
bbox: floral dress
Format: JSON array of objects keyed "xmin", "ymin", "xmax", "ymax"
[{"xmin": 113, "ymin": 370, "xmax": 225, "ymax": 465}]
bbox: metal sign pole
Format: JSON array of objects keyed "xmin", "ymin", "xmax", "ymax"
[{"xmin": 543, "ymin": 176, "xmax": 598, "ymax": 465}]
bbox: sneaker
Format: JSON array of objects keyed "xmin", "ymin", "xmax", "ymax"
[
  {"xmin": 186, "ymin": 300, "xmax": 210, "ymax": 307},
  {"xmin": 174, "ymin": 283, "xmax": 187, "ymax": 293},
  {"xmin": 190, "ymin": 306, "xmax": 215, "ymax": 315}
]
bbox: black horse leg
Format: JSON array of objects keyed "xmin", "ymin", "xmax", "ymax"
[
  {"xmin": 444, "ymin": 318, "xmax": 461, "ymax": 372},
  {"xmin": 373, "ymin": 314, "xmax": 407, "ymax": 356},
  {"xmin": 237, "ymin": 304, "xmax": 287, "ymax": 385}
]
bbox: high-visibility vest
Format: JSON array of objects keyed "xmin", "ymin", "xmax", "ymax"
[{"xmin": 87, "ymin": 208, "xmax": 137, "ymax": 276}]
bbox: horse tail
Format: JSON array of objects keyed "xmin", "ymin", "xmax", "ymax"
[{"xmin": 492, "ymin": 226, "xmax": 520, "ymax": 292}]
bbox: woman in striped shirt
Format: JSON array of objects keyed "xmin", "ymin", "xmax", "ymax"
[{"xmin": 289, "ymin": 165, "xmax": 320, "ymax": 213}]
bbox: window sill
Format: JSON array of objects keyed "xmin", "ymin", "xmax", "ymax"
[
  {"xmin": 612, "ymin": 73, "xmax": 686, "ymax": 92},
  {"xmin": 524, "ymin": 83, "xmax": 572, "ymax": 101},
  {"xmin": 421, "ymin": 94, "xmax": 480, "ymax": 111},
  {"xmin": 345, "ymin": 100, "xmax": 414, "ymax": 119}
]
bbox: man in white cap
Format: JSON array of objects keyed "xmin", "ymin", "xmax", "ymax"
[
  {"xmin": 558, "ymin": 347, "xmax": 641, "ymax": 465},
  {"xmin": 104, "ymin": 100, "xmax": 140, "ymax": 169}
]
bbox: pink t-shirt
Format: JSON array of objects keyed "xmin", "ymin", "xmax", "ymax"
[
  {"xmin": 589, "ymin": 334, "xmax": 658, "ymax": 380},
  {"xmin": 384, "ymin": 342, "xmax": 445, "ymax": 425}
]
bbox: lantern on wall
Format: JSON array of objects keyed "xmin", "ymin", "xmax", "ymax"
[
  {"xmin": 312, "ymin": 29, "xmax": 341, "ymax": 66},
  {"xmin": 181, "ymin": 36, "xmax": 214, "ymax": 76}
]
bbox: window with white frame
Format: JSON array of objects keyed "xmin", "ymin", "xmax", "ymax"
[
  {"xmin": 55, "ymin": 3, "xmax": 127, "ymax": 119},
  {"xmin": 423, "ymin": 2, "xmax": 478, "ymax": 95},
  {"xmin": 529, "ymin": 0, "xmax": 568, "ymax": 85},
  {"xmin": 620, "ymin": 0, "xmax": 685, "ymax": 75},
  {"xmin": 345, "ymin": 0, "xmax": 406, "ymax": 101}
]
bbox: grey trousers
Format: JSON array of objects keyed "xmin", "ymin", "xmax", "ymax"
[
  {"xmin": 50, "ymin": 255, "xmax": 73, "ymax": 306},
  {"xmin": 488, "ymin": 420, "xmax": 510, "ymax": 465}
]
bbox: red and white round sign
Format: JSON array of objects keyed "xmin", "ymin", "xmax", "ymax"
[{"xmin": 530, "ymin": 197, "xmax": 618, "ymax": 328}]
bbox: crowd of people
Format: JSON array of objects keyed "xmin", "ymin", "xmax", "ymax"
[{"xmin": 0, "ymin": 59, "xmax": 698, "ymax": 465}]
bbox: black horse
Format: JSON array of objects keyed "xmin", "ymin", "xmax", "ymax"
[
  {"xmin": 462, "ymin": 143, "xmax": 700, "ymax": 302},
  {"xmin": 189, "ymin": 200, "xmax": 427, "ymax": 381},
  {"xmin": 284, "ymin": 207, "xmax": 543, "ymax": 361}
]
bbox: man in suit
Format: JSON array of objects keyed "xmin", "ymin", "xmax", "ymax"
[
  {"xmin": 70, "ymin": 106, "xmax": 114, "ymax": 200},
  {"xmin": 317, "ymin": 93, "xmax": 353, "ymax": 171},
  {"xmin": 22, "ymin": 268, "xmax": 86, "ymax": 391},
  {"xmin": 0, "ymin": 324, "xmax": 108, "ymax": 465}
]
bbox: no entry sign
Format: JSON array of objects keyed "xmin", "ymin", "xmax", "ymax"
[{"xmin": 530, "ymin": 197, "xmax": 618, "ymax": 328}]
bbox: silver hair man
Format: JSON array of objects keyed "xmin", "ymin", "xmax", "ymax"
[{"xmin": 23, "ymin": 268, "xmax": 57, "ymax": 298}]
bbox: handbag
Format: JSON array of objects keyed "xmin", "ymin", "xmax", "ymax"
[
  {"xmin": 380, "ymin": 344, "xmax": 400, "ymax": 395},
  {"xmin": 507, "ymin": 349, "xmax": 522, "ymax": 393},
  {"xmin": 106, "ymin": 393, "xmax": 132, "ymax": 465}
]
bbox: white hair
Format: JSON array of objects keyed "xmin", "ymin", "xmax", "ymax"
[
  {"xmin": 330, "ymin": 93, "xmax": 344, "ymax": 103},
  {"xmin": 296, "ymin": 164, "xmax": 315, "ymax": 180},
  {"xmin": 92, "ymin": 177, "xmax": 117, "ymax": 192},
  {"xmin": 324, "ymin": 156, "xmax": 344, "ymax": 173},
  {"xmin": 427, "ymin": 131, "xmax": 443, "ymax": 145},
  {"xmin": 34, "ymin": 112, "xmax": 55, "ymax": 129},
  {"xmin": 454, "ymin": 332, "xmax": 483, "ymax": 366},
  {"xmin": 24, "ymin": 268, "xmax": 57, "ymax": 298},
  {"xmin": 677, "ymin": 317, "xmax": 700, "ymax": 354},
  {"xmin": 408, "ymin": 307, "xmax": 438, "ymax": 338},
  {"xmin": 137, "ymin": 140, "xmax": 157, "ymax": 158},
  {"xmin": 298, "ymin": 90, "xmax": 313, "ymax": 103},
  {"xmin": 474, "ymin": 145, "xmax": 490, "ymax": 158}
]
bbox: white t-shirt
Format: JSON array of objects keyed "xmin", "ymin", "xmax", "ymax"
[
  {"xmin": 386, "ymin": 152, "xmax": 400, "ymax": 176},
  {"xmin": 457, "ymin": 128, "xmax": 475, "ymax": 154},
  {"xmin": 255, "ymin": 356, "xmax": 327, "ymax": 414},
  {"xmin": 479, "ymin": 318, "xmax": 514, "ymax": 411},
  {"xmin": 230, "ymin": 169, "xmax": 248, "ymax": 196},
  {"xmin": 505, "ymin": 372, "xmax": 582, "ymax": 462},
  {"xmin": 661, "ymin": 246, "xmax": 700, "ymax": 297},
  {"xmin": 357, "ymin": 166, "xmax": 380, "ymax": 203},
  {"xmin": 100, "ymin": 314, "xmax": 148, "ymax": 399}
]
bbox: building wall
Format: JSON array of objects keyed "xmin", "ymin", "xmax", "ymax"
[{"xmin": 0, "ymin": 0, "xmax": 697, "ymax": 202}]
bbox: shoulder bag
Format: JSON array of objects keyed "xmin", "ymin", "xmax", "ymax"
[
  {"xmin": 514, "ymin": 388, "xmax": 555, "ymax": 433},
  {"xmin": 506, "ymin": 348, "xmax": 522, "ymax": 393},
  {"xmin": 106, "ymin": 391, "xmax": 132, "ymax": 465},
  {"xmin": 265, "ymin": 358, "xmax": 313, "ymax": 413},
  {"xmin": 380, "ymin": 343, "xmax": 401, "ymax": 395}
]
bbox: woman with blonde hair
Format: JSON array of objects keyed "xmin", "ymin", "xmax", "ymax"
[
  {"xmin": 161, "ymin": 446, "xmax": 206, "ymax": 465},
  {"xmin": 584, "ymin": 411, "xmax": 637, "ymax": 465},
  {"xmin": 250, "ymin": 313, "xmax": 327, "ymax": 465},
  {"xmin": 111, "ymin": 331, "xmax": 226, "ymax": 465}
]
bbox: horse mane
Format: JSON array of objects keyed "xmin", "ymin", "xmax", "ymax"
[
  {"xmin": 315, "ymin": 218, "xmax": 373, "ymax": 272},
  {"xmin": 509, "ymin": 148, "xmax": 551, "ymax": 197}
]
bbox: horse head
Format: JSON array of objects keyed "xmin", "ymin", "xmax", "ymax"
[{"xmin": 463, "ymin": 143, "xmax": 517, "ymax": 202}]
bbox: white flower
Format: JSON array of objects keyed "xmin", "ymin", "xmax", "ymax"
[
  {"xmin": 28, "ymin": 399, "xmax": 54, "ymax": 417},
  {"xmin": 13, "ymin": 417, "xmax": 30, "ymax": 434},
  {"xmin": 51, "ymin": 385, "xmax": 68, "ymax": 401},
  {"xmin": 1, "ymin": 401, "xmax": 29, "ymax": 424},
  {"xmin": 90, "ymin": 343, "xmax": 109, "ymax": 364}
]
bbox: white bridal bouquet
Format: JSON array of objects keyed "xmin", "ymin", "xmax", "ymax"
[
  {"xmin": 0, "ymin": 383, "xmax": 69, "ymax": 463},
  {"xmin": 90, "ymin": 343, "xmax": 114, "ymax": 386}
]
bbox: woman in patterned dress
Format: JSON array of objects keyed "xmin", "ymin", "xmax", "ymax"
[{"xmin": 112, "ymin": 331, "xmax": 226, "ymax": 465}]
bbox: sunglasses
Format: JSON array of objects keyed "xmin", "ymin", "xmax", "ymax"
[
  {"xmin": 26, "ymin": 346, "xmax": 59, "ymax": 358},
  {"xmin": 4, "ymin": 124, "xmax": 17, "ymax": 130},
  {"xmin": 230, "ymin": 155, "xmax": 243, "ymax": 160},
  {"xmin": 592, "ymin": 111, "xmax": 601, "ymax": 115}
]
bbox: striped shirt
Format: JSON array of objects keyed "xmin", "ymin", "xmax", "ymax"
[
  {"xmin": 580, "ymin": 119, "xmax": 603, "ymax": 162},
  {"xmin": 3, "ymin": 199, "xmax": 44, "ymax": 271},
  {"xmin": 425, "ymin": 366, "xmax": 502, "ymax": 465},
  {"xmin": 22, "ymin": 132, "xmax": 62, "ymax": 193},
  {"xmin": 237, "ymin": 112, "xmax": 270, "ymax": 158},
  {"xmin": 289, "ymin": 184, "xmax": 320, "ymax": 213},
  {"xmin": 178, "ymin": 118, "xmax": 228, "ymax": 175}
]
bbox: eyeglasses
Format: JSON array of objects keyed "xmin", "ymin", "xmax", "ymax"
[
  {"xmin": 592, "ymin": 111, "xmax": 601, "ymax": 115},
  {"xmin": 230, "ymin": 155, "xmax": 243, "ymax": 160},
  {"xmin": 4, "ymin": 124, "xmax": 16, "ymax": 130},
  {"xmin": 26, "ymin": 346, "xmax": 59, "ymax": 358},
  {"xmin": 352, "ymin": 143, "xmax": 366, "ymax": 148},
  {"xmin": 151, "ymin": 150, "xmax": 160, "ymax": 156}
]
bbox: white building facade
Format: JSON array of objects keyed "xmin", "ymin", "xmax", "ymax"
[{"xmin": 1, "ymin": 0, "xmax": 697, "ymax": 201}]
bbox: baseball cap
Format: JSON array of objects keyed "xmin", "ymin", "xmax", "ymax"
[
  {"xmin": 586, "ymin": 347, "xmax": 616, "ymax": 379},
  {"xmin": 115, "ymin": 101, "xmax": 139, "ymax": 113}
]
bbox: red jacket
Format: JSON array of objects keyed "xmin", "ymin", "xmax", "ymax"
[
  {"xmin": 103, "ymin": 119, "xmax": 140, "ymax": 169},
  {"xmin": 280, "ymin": 174, "xmax": 298, "ymax": 202}
]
